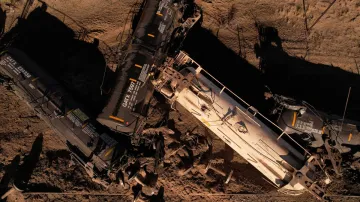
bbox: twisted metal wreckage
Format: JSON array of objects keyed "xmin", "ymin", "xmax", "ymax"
[{"xmin": 0, "ymin": 0, "xmax": 360, "ymax": 201}]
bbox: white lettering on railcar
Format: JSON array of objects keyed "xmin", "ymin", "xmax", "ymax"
[
  {"xmin": 164, "ymin": 8, "xmax": 172, "ymax": 21},
  {"xmin": 158, "ymin": 22, "xmax": 166, "ymax": 34},
  {"xmin": 157, "ymin": 0, "xmax": 170, "ymax": 14},
  {"xmin": 295, "ymin": 120, "xmax": 322, "ymax": 134},
  {"xmin": 121, "ymin": 80, "xmax": 142, "ymax": 110},
  {"xmin": 122, "ymin": 94, "xmax": 131, "ymax": 108},
  {"xmin": 138, "ymin": 64, "xmax": 149, "ymax": 83},
  {"xmin": 0, "ymin": 55, "xmax": 32, "ymax": 78}
]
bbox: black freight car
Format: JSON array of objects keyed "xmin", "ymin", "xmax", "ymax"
[
  {"xmin": 96, "ymin": 0, "xmax": 201, "ymax": 133},
  {"xmin": 0, "ymin": 48, "xmax": 121, "ymax": 183}
]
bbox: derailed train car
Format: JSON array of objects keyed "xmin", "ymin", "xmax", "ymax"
[
  {"xmin": 266, "ymin": 92, "xmax": 360, "ymax": 176},
  {"xmin": 0, "ymin": 48, "xmax": 121, "ymax": 185},
  {"xmin": 152, "ymin": 51, "xmax": 360, "ymax": 200},
  {"xmin": 268, "ymin": 93, "xmax": 360, "ymax": 155},
  {"xmin": 96, "ymin": 0, "xmax": 175, "ymax": 133},
  {"xmin": 97, "ymin": 46, "xmax": 155, "ymax": 133},
  {"xmin": 97, "ymin": 0, "xmax": 201, "ymax": 133}
]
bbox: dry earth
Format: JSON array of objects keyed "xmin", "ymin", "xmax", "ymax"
[{"xmin": 196, "ymin": 0, "xmax": 360, "ymax": 72}]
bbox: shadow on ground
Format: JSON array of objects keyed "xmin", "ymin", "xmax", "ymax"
[
  {"xmin": 14, "ymin": 134, "xmax": 43, "ymax": 191},
  {"xmin": 254, "ymin": 24, "xmax": 360, "ymax": 121},
  {"xmin": 0, "ymin": 6, "xmax": 115, "ymax": 116},
  {"xmin": 0, "ymin": 134, "xmax": 48, "ymax": 201},
  {"xmin": 182, "ymin": 24, "xmax": 269, "ymax": 112},
  {"xmin": 0, "ymin": 155, "xmax": 20, "ymax": 198},
  {"xmin": 183, "ymin": 23, "xmax": 360, "ymax": 121},
  {"xmin": 0, "ymin": 7, "xmax": 6, "ymax": 36}
]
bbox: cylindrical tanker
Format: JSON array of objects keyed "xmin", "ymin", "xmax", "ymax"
[{"xmin": 170, "ymin": 51, "xmax": 328, "ymax": 198}]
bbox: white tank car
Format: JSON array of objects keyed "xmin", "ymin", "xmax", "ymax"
[{"xmin": 155, "ymin": 51, "xmax": 330, "ymax": 200}]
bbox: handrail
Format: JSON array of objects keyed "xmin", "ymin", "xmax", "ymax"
[
  {"xmin": 199, "ymin": 67, "xmax": 252, "ymax": 107},
  {"xmin": 201, "ymin": 67, "xmax": 312, "ymax": 156},
  {"xmin": 177, "ymin": 51, "xmax": 312, "ymax": 157}
]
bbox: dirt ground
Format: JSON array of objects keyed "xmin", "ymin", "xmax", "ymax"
[
  {"xmin": 196, "ymin": 0, "xmax": 360, "ymax": 72},
  {"xmin": 1, "ymin": 0, "xmax": 360, "ymax": 201}
]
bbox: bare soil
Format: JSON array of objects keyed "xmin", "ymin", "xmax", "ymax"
[
  {"xmin": 196, "ymin": 0, "xmax": 360, "ymax": 72},
  {"xmin": 1, "ymin": 0, "xmax": 360, "ymax": 201}
]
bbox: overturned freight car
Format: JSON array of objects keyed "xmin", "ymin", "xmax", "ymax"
[
  {"xmin": 97, "ymin": 46, "xmax": 155, "ymax": 133},
  {"xmin": 0, "ymin": 48, "xmax": 122, "ymax": 186},
  {"xmin": 97, "ymin": 0, "xmax": 201, "ymax": 133},
  {"xmin": 152, "ymin": 51, "xmax": 360, "ymax": 201}
]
